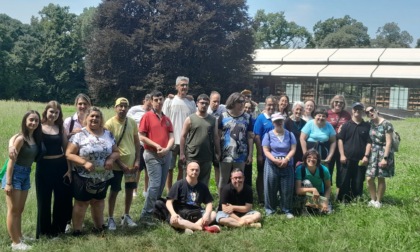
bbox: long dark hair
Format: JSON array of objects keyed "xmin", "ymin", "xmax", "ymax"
[
  {"xmin": 21, "ymin": 110, "xmax": 42, "ymax": 147},
  {"xmin": 278, "ymin": 95, "xmax": 290, "ymax": 116},
  {"xmin": 41, "ymin": 100, "xmax": 64, "ymax": 134}
]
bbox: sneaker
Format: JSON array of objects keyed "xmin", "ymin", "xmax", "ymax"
[
  {"xmin": 142, "ymin": 191, "xmax": 148, "ymax": 198},
  {"xmin": 375, "ymin": 201, "xmax": 382, "ymax": 208},
  {"xmin": 20, "ymin": 235, "xmax": 35, "ymax": 243},
  {"xmin": 184, "ymin": 228, "xmax": 194, "ymax": 235},
  {"xmin": 285, "ymin": 213, "xmax": 295, "ymax": 219},
  {"xmin": 249, "ymin": 222, "xmax": 262, "ymax": 228},
  {"xmin": 203, "ymin": 225, "xmax": 221, "ymax": 233},
  {"xmin": 11, "ymin": 242, "xmax": 32, "ymax": 251},
  {"xmin": 133, "ymin": 191, "xmax": 138, "ymax": 197},
  {"xmin": 72, "ymin": 230, "xmax": 82, "ymax": 237},
  {"xmin": 65, "ymin": 224, "xmax": 72, "ymax": 234},
  {"xmin": 121, "ymin": 214, "xmax": 138, "ymax": 227},
  {"xmin": 368, "ymin": 200, "xmax": 377, "ymax": 207},
  {"xmin": 108, "ymin": 217, "xmax": 117, "ymax": 231}
]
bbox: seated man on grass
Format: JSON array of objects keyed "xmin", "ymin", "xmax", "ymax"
[
  {"xmin": 216, "ymin": 169, "xmax": 262, "ymax": 228},
  {"xmin": 166, "ymin": 161, "xmax": 220, "ymax": 234}
]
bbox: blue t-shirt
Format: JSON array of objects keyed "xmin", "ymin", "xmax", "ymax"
[
  {"xmin": 295, "ymin": 164, "xmax": 331, "ymax": 195},
  {"xmin": 253, "ymin": 113, "xmax": 273, "ymax": 138},
  {"xmin": 301, "ymin": 120, "xmax": 336, "ymax": 143},
  {"xmin": 262, "ymin": 130, "xmax": 296, "ymax": 166}
]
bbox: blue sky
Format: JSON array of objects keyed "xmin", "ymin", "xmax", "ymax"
[{"xmin": 1, "ymin": 0, "xmax": 419, "ymax": 45}]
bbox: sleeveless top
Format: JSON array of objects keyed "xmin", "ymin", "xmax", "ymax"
[
  {"xmin": 42, "ymin": 133, "xmax": 64, "ymax": 156},
  {"xmin": 16, "ymin": 143, "xmax": 38, "ymax": 167},
  {"xmin": 186, "ymin": 114, "xmax": 216, "ymax": 162}
]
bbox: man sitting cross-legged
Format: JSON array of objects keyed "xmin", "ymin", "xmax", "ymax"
[
  {"xmin": 166, "ymin": 161, "xmax": 220, "ymax": 234},
  {"xmin": 216, "ymin": 168, "xmax": 262, "ymax": 228}
]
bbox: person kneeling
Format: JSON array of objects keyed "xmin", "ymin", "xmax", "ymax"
[
  {"xmin": 166, "ymin": 161, "xmax": 220, "ymax": 234},
  {"xmin": 216, "ymin": 169, "xmax": 261, "ymax": 228},
  {"xmin": 295, "ymin": 149, "xmax": 332, "ymax": 215}
]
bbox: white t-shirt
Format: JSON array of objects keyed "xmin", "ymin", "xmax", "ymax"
[
  {"xmin": 70, "ymin": 128, "xmax": 115, "ymax": 181},
  {"xmin": 162, "ymin": 95, "xmax": 196, "ymax": 145},
  {"xmin": 207, "ymin": 104, "xmax": 226, "ymax": 120},
  {"xmin": 127, "ymin": 105, "xmax": 149, "ymax": 126},
  {"xmin": 63, "ymin": 113, "xmax": 83, "ymax": 135}
]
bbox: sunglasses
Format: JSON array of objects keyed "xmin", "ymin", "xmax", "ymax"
[
  {"xmin": 365, "ymin": 108, "xmax": 375, "ymax": 115},
  {"xmin": 236, "ymin": 99, "xmax": 245, "ymax": 104},
  {"xmin": 334, "ymin": 101, "xmax": 344, "ymax": 104}
]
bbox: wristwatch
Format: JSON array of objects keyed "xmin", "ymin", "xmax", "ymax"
[{"xmin": 383, "ymin": 156, "xmax": 388, "ymax": 160}]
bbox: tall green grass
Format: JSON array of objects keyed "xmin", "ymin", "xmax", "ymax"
[{"xmin": 0, "ymin": 100, "xmax": 419, "ymax": 251}]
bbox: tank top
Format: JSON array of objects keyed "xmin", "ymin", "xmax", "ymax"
[
  {"xmin": 16, "ymin": 143, "xmax": 38, "ymax": 167},
  {"xmin": 42, "ymin": 133, "xmax": 64, "ymax": 156}
]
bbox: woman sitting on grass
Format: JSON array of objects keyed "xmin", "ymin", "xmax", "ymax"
[
  {"xmin": 295, "ymin": 149, "xmax": 332, "ymax": 214},
  {"xmin": 2, "ymin": 111, "xmax": 42, "ymax": 251}
]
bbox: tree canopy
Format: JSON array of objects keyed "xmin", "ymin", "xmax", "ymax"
[
  {"xmin": 252, "ymin": 10, "xmax": 312, "ymax": 49},
  {"xmin": 313, "ymin": 15, "xmax": 370, "ymax": 48},
  {"xmin": 85, "ymin": 0, "xmax": 255, "ymax": 105},
  {"xmin": 371, "ymin": 22, "xmax": 413, "ymax": 48}
]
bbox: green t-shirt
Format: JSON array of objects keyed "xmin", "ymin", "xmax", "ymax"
[
  {"xmin": 295, "ymin": 164, "xmax": 331, "ymax": 195},
  {"xmin": 185, "ymin": 114, "xmax": 216, "ymax": 162}
]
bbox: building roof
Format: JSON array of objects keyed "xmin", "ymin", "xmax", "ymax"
[{"xmin": 252, "ymin": 48, "xmax": 420, "ymax": 79}]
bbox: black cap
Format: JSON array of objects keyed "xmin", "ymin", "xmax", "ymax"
[{"xmin": 352, "ymin": 102, "xmax": 364, "ymax": 109}]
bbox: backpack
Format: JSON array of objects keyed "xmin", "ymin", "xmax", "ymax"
[
  {"xmin": 153, "ymin": 198, "xmax": 170, "ymax": 221},
  {"xmin": 300, "ymin": 164, "xmax": 325, "ymax": 183},
  {"xmin": 392, "ymin": 131, "xmax": 401, "ymax": 152}
]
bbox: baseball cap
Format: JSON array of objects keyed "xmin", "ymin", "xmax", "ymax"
[
  {"xmin": 271, "ymin": 112, "xmax": 285, "ymax": 122},
  {"xmin": 115, "ymin": 97, "xmax": 129, "ymax": 107},
  {"xmin": 352, "ymin": 102, "xmax": 364, "ymax": 109},
  {"xmin": 241, "ymin": 89, "xmax": 252, "ymax": 96}
]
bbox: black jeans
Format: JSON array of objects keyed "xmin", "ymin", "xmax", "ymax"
[{"xmin": 337, "ymin": 160, "xmax": 367, "ymax": 202}]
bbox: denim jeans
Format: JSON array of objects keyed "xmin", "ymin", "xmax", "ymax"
[{"xmin": 141, "ymin": 150, "xmax": 172, "ymax": 218}]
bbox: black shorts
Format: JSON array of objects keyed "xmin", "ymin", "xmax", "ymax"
[
  {"xmin": 72, "ymin": 171, "xmax": 108, "ymax": 201},
  {"xmin": 107, "ymin": 171, "xmax": 137, "ymax": 192},
  {"xmin": 140, "ymin": 145, "xmax": 147, "ymax": 172}
]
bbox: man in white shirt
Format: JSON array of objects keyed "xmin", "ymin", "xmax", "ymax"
[{"xmin": 162, "ymin": 76, "xmax": 196, "ymax": 192}]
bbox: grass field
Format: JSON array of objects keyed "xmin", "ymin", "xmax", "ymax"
[{"xmin": 0, "ymin": 100, "xmax": 420, "ymax": 251}]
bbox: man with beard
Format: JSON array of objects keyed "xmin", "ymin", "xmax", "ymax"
[
  {"xmin": 105, "ymin": 97, "xmax": 141, "ymax": 230},
  {"xmin": 216, "ymin": 169, "xmax": 261, "ymax": 228},
  {"xmin": 180, "ymin": 94, "xmax": 220, "ymax": 186}
]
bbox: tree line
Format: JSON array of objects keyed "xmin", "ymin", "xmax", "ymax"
[{"xmin": 1, "ymin": 1, "xmax": 418, "ymax": 105}]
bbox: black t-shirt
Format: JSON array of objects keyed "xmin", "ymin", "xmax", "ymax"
[
  {"xmin": 217, "ymin": 183, "xmax": 253, "ymax": 215},
  {"xmin": 167, "ymin": 179, "xmax": 213, "ymax": 210},
  {"xmin": 337, "ymin": 119, "xmax": 371, "ymax": 161}
]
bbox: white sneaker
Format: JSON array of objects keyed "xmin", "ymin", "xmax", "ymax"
[
  {"xmin": 184, "ymin": 228, "xmax": 194, "ymax": 235},
  {"xmin": 142, "ymin": 191, "xmax": 148, "ymax": 198},
  {"xmin": 368, "ymin": 200, "xmax": 377, "ymax": 207},
  {"xmin": 12, "ymin": 242, "xmax": 32, "ymax": 251},
  {"xmin": 121, "ymin": 214, "xmax": 138, "ymax": 227},
  {"xmin": 108, "ymin": 217, "xmax": 117, "ymax": 231},
  {"xmin": 20, "ymin": 235, "xmax": 35, "ymax": 243},
  {"xmin": 133, "ymin": 191, "xmax": 138, "ymax": 197},
  {"xmin": 375, "ymin": 201, "xmax": 382, "ymax": 208},
  {"xmin": 285, "ymin": 213, "xmax": 294, "ymax": 219},
  {"xmin": 65, "ymin": 224, "xmax": 72, "ymax": 234}
]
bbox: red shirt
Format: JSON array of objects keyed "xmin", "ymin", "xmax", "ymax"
[
  {"xmin": 139, "ymin": 110, "xmax": 173, "ymax": 152},
  {"xmin": 327, "ymin": 109, "xmax": 351, "ymax": 133}
]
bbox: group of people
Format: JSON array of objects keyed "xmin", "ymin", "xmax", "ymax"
[{"xmin": 2, "ymin": 76, "xmax": 397, "ymax": 249}]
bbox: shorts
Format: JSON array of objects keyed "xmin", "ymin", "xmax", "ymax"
[
  {"xmin": 107, "ymin": 171, "xmax": 137, "ymax": 192},
  {"xmin": 139, "ymin": 145, "xmax": 147, "ymax": 172},
  {"xmin": 72, "ymin": 171, "xmax": 108, "ymax": 201},
  {"xmin": 216, "ymin": 210, "xmax": 258, "ymax": 223},
  {"xmin": 1, "ymin": 164, "xmax": 31, "ymax": 191},
  {"xmin": 170, "ymin": 145, "xmax": 180, "ymax": 170}
]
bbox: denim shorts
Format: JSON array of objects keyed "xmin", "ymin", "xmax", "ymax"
[
  {"xmin": 1, "ymin": 164, "xmax": 31, "ymax": 190},
  {"xmin": 216, "ymin": 210, "xmax": 258, "ymax": 223}
]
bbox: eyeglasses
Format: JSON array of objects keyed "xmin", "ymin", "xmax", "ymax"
[
  {"xmin": 365, "ymin": 108, "xmax": 375, "ymax": 115},
  {"xmin": 334, "ymin": 101, "xmax": 344, "ymax": 104},
  {"xmin": 236, "ymin": 99, "xmax": 245, "ymax": 104},
  {"xmin": 245, "ymin": 95, "xmax": 252, "ymax": 98}
]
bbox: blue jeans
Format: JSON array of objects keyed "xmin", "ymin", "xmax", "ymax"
[
  {"xmin": 1, "ymin": 164, "xmax": 31, "ymax": 190},
  {"xmin": 264, "ymin": 159, "xmax": 294, "ymax": 215},
  {"xmin": 141, "ymin": 150, "xmax": 171, "ymax": 218}
]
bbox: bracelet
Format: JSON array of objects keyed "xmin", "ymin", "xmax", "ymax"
[
  {"xmin": 285, "ymin": 156, "xmax": 290, "ymax": 161},
  {"xmin": 364, "ymin": 154, "xmax": 369, "ymax": 158}
]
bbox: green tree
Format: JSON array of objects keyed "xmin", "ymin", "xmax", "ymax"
[
  {"xmin": 313, "ymin": 15, "xmax": 370, "ymax": 48},
  {"xmin": 31, "ymin": 4, "xmax": 86, "ymax": 102},
  {"xmin": 371, "ymin": 22, "xmax": 413, "ymax": 48},
  {"xmin": 416, "ymin": 38, "xmax": 420, "ymax": 48},
  {"xmin": 252, "ymin": 10, "xmax": 312, "ymax": 49},
  {"xmin": 85, "ymin": 0, "xmax": 255, "ymax": 104}
]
